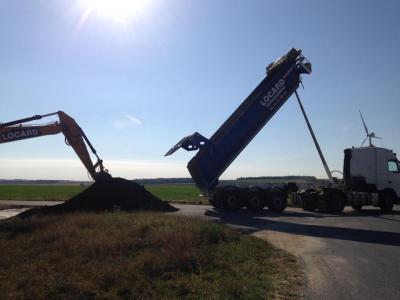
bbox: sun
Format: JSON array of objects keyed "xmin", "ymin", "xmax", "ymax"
[{"xmin": 81, "ymin": 0, "xmax": 149, "ymax": 23}]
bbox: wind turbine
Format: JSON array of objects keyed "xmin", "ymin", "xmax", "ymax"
[{"xmin": 359, "ymin": 111, "xmax": 383, "ymax": 147}]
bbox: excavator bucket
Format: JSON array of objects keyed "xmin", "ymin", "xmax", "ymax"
[{"xmin": 58, "ymin": 111, "xmax": 111, "ymax": 181}]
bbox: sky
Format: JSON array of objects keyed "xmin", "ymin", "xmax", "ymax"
[{"xmin": 1, "ymin": 0, "xmax": 399, "ymax": 180}]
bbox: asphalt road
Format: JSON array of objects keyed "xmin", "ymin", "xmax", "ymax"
[
  {"xmin": 174, "ymin": 204, "xmax": 400, "ymax": 300},
  {"xmin": 1, "ymin": 201, "xmax": 400, "ymax": 300}
]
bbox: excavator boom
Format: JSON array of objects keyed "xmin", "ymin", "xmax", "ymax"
[{"xmin": 0, "ymin": 111, "xmax": 111, "ymax": 181}]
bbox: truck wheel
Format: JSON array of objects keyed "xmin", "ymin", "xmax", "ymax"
[
  {"xmin": 351, "ymin": 205, "xmax": 363, "ymax": 211},
  {"xmin": 300, "ymin": 190, "xmax": 317, "ymax": 211},
  {"xmin": 209, "ymin": 194, "xmax": 222, "ymax": 209},
  {"xmin": 302, "ymin": 198, "xmax": 317, "ymax": 211},
  {"xmin": 379, "ymin": 192, "xmax": 394, "ymax": 213},
  {"xmin": 267, "ymin": 189, "xmax": 287, "ymax": 212},
  {"xmin": 221, "ymin": 189, "xmax": 242, "ymax": 211},
  {"xmin": 245, "ymin": 189, "xmax": 264, "ymax": 212},
  {"xmin": 327, "ymin": 192, "xmax": 345, "ymax": 214}
]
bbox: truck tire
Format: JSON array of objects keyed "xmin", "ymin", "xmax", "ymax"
[
  {"xmin": 302, "ymin": 198, "xmax": 317, "ymax": 211},
  {"xmin": 245, "ymin": 188, "xmax": 265, "ymax": 212},
  {"xmin": 327, "ymin": 192, "xmax": 345, "ymax": 214},
  {"xmin": 221, "ymin": 188, "xmax": 242, "ymax": 211},
  {"xmin": 267, "ymin": 189, "xmax": 287, "ymax": 212},
  {"xmin": 379, "ymin": 192, "xmax": 394, "ymax": 213},
  {"xmin": 209, "ymin": 193, "xmax": 222, "ymax": 209},
  {"xmin": 300, "ymin": 190, "xmax": 317, "ymax": 211},
  {"xmin": 351, "ymin": 205, "xmax": 363, "ymax": 211}
]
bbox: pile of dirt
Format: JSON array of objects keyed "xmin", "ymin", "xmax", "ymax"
[{"xmin": 19, "ymin": 178, "xmax": 177, "ymax": 218}]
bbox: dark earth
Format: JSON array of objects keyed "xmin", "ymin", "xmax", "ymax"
[{"xmin": 19, "ymin": 177, "xmax": 176, "ymax": 218}]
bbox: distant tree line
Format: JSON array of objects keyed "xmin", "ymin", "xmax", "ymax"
[
  {"xmin": 134, "ymin": 178, "xmax": 194, "ymax": 185},
  {"xmin": 0, "ymin": 176, "xmax": 317, "ymax": 185},
  {"xmin": 236, "ymin": 176, "xmax": 317, "ymax": 182},
  {"xmin": 0, "ymin": 179, "xmax": 91, "ymax": 185}
]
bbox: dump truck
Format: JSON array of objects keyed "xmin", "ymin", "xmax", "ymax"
[
  {"xmin": 165, "ymin": 48, "xmax": 400, "ymax": 213},
  {"xmin": 166, "ymin": 48, "xmax": 311, "ymax": 211},
  {"xmin": 0, "ymin": 111, "xmax": 111, "ymax": 181}
]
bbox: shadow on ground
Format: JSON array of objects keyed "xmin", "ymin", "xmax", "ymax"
[{"xmin": 205, "ymin": 208, "xmax": 400, "ymax": 247}]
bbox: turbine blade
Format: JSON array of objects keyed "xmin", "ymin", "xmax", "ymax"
[
  {"xmin": 361, "ymin": 136, "xmax": 368, "ymax": 147},
  {"xmin": 359, "ymin": 110, "xmax": 369, "ymax": 135},
  {"xmin": 374, "ymin": 136, "xmax": 384, "ymax": 139}
]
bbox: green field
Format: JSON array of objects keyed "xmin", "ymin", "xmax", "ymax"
[
  {"xmin": 146, "ymin": 185, "xmax": 205, "ymax": 204},
  {"xmin": 0, "ymin": 184, "xmax": 206, "ymax": 204},
  {"xmin": 0, "ymin": 212, "xmax": 301, "ymax": 299},
  {"xmin": 0, "ymin": 185, "xmax": 85, "ymax": 201}
]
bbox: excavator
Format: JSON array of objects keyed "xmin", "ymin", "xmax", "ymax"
[{"xmin": 0, "ymin": 111, "xmax": 112, "ymax": 181}]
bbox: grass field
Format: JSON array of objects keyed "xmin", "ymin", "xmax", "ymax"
[
  {"xmin": 0, "ymin": 185, "xmax": 85, "ymax": 201},
  {"xmin": 0, "ymin": 212, "xmax": 301, "ymax": 299},
  {"xmin": 0, "ymin": 184, "xmax": 206, "ymax": 204},
  {"xmin": 146, "ymin": 185, "xmax": 205, "ymax": 204}
]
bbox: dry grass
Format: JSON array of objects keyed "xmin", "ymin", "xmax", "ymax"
[{"xmin": 0, "ymin": 213, "xmax": 301, "ymax": 299}]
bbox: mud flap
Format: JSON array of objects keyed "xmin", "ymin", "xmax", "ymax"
[{"xmin": 165, "ymin": 132, "xmax": 209, "ymax": 156}]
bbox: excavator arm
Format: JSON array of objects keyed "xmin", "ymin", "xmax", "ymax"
[{"xmin": 0, "ymin": 111, "xmax": 111, "ymax": 181}]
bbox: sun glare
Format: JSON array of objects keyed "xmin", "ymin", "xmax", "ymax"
[{"xmin": 81, "ymin": 0, "xmax": 149, "ymax": 23}]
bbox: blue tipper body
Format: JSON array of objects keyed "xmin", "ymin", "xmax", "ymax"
[{"xmin": 165, "ymin": 48, "xmax": 312, "ymax": 193}]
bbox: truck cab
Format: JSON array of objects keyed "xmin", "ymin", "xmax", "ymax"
[
  {"xmin": 301, "ymin": 146, "xmax": 400, "ymax": 213},
  {"xmin": 344, "ymin": 146, "xmax": 400, "ymax": 199}
]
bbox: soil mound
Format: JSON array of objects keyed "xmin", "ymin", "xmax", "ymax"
[{"xmin": 19, "ymin": 178, "xmax": 177, "ymax": 218}]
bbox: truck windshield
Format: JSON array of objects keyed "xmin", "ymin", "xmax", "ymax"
[{"xmin": 387, "ymin": 160, "xmax": 399, "ymax": 172}]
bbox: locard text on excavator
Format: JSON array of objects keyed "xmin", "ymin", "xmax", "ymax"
[{"xmin": 0, "ymin": 111, "xmax": 112, "ymax": 182}]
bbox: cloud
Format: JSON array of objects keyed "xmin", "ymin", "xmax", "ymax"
[
  {"xmin": 111, "ymin": 113, "xmax": 142, "ymax": 130},
  {"xmin": 341, "ymin": 123, "xmax": 354, "ymax": 135}
]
